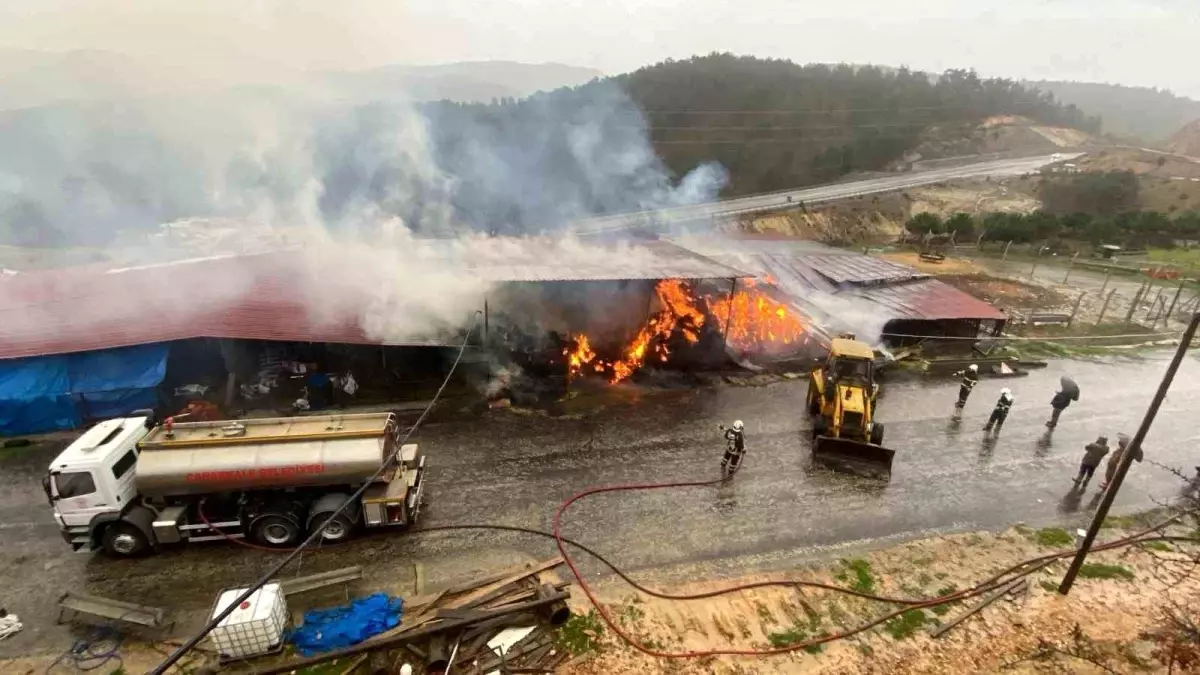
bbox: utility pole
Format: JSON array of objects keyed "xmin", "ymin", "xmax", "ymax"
[{"xmin": 1058, "ymin": 311, "xmax": 1200, "ymax": 595}]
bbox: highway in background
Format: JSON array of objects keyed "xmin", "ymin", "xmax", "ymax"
[{"xmin": 576, "ymin": 152, "xmax": 1084, "ymax": 234}]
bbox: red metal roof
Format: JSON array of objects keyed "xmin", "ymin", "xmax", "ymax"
[
  {"xmin": 855, "ymin": 278, "xmax": 1007, "ymax": 321},
  {"xmin": 0, "ymin": 253, "xmax": 458, "ymax": 360}
]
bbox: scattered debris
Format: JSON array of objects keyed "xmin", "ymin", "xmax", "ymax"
[
  {"xmin": 254, "ymin": 557, "xmax": 571, "ymax": 674},
  {"xmin": 57, "ymin": 591, "xmax": 172, "ymax": 633},
  {"xmin": 0, "ymin": 611, "xmax": 22, "ymax": 640}
]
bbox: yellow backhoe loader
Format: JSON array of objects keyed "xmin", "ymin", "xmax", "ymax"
[{"xmin": 805, "ymin": 335, "xmax": 896, "ymax": 480}]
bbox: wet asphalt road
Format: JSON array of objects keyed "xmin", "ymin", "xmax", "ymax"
[{"xmin": 1, "ymin": 353, "xmax": 1197, "ymax": 657}]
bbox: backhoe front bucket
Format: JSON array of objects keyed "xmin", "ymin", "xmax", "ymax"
[{"xmin": 812, "ymin": 436, "xmax": 895, "ymax": 481}]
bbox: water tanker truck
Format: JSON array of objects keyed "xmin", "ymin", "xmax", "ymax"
[{"xmin": 43, "ymin": 412, "xmax": 425, "ymax": 557}]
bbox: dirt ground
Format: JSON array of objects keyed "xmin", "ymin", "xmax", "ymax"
[
  {"xmin": 907, "ymin": 179, "xmax": 1042, "ymax": 218},
  {"xmin": 559, "ymin": 519, "xmax": 1199, "ymax": 675},
  {"xmin": 936, "ymin": 274, "xmax": 1070, "ymax": 313},
  {"xmin": 876, "ymin": 252, "xmax": 985, "ymax": 276}
]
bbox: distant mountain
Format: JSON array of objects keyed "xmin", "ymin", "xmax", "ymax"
[
  {"xmin": 0, "ymin": 49, "xmax": 202, "ymax": 111},
  {"xmin": 0, "ymin": 50, "xmax": 604, "ymax": 110},
  {"xmin": 1029, "ymin": 80, "xmax": 1200, "ymax": 144},
  {"xmin": 1168, "ymin": 118, "xmax": 1200, "ymax": 158},
  {"xmin": 316, "ymin": 61, "xmax": 604, "ymax": 103}
]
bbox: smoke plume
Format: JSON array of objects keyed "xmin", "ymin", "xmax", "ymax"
[{"xmin": 0, "ymin": 53, "xmax": 727, "ymax": 344}]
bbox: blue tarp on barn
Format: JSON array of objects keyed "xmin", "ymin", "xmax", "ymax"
[{"xmin": 0, "ymin": 344, "xmax": 168, "ymax": 436}]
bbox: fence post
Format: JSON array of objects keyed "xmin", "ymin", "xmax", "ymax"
[
  {"xmin": 1149, "ymin": 296, "xmax": 1166, "ymax": 325},
  {"xmin": 1124, "ymin": 283, "xmax": 1146, "ymax": 325},
  {"xmin": 1002, "ymin": 240, "xmax": 1012, "ymax": 260},
  {"xmin": 1063, "ymin": 252, "xmax": 1079, "ymax": 284},
  {"xmin": 1095, "ymin": 288, "xmax": 1117, "ymax": 326},
  {"xmin": 1099, "ymin": 270, "xmax": 1112, "ymax": 295},
  {"xmin": 1030, "ymin": 257, "xmax": 1039, "ymax": 279},
  {"xmin": 1165, "ymin": 281, "xmax": 1186, "ymax": 326},
  {"xmin": 1067, "ymin": 291, "xmax": 1086, "ymax": 327}
]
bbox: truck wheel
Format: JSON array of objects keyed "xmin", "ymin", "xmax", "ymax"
[
  {"xmin": 311, "ymin": 512, "xmax": 355, "ymax": 543},
  {"xmin": 252, "ymin": 515, "xmax": 302, "ymax": 547},
  {"xmin": 102, "ymin": 522, "xmax": 150, "ymax": 557},
  {"xmin": 870, "ymin": 423, "xmax": 885, "ymax": 446},
  {"xmin": 806, "ymin": 387, "xmax": 821, "ymax": 415}
]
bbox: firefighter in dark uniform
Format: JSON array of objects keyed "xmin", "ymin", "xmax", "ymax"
[
  {"xmin": 719, "ymin": 420, "xmax": 746, "ymax": 476},
  {"xmin": 983, "ymin": 388, "xmax": 1014, "ymax": 434},
  {"xmin": 953, "ymin": 364, "xmax": 980, "ymax": 412}
]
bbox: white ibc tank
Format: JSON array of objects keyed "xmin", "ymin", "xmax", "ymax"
[{"xmin": 210, "ymin": 583, "xmax": 288, "ymax": 659}]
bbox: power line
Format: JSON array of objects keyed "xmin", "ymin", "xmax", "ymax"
[{"xmin": 151, "ymin": 311, "xmax": 482, "ymax": 674}]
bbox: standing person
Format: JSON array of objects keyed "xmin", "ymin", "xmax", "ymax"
[
  {"xmin": 983, "ymin": 388, "xmax": 1014, "ymax": 434},
  {"xmin": 1047, "ymin": 389, "xmax": 1073, "ymax": 428},
  {"xmin": 719, "ymin": 420, "xmax": 746, "ymax": 476},
  {"xmin": 1100, "ymin": 433, "xmax": 1142, "ymax": 490},
  {"xmin": 1073, "ymin": 436, "xmax": 1110, "ymax": 489},
  {"xmin": 953, "ymin": 364, "xmax": 980, "ymax": 412}
]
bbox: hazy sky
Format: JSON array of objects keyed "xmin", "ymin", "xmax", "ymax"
[{"xmin": 1, "ymin": 0, "xmax": 1198, "ymax": 96}]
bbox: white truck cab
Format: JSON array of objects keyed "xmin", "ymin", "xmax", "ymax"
[{"xmin": 43, "ymin": 416, "xmax": 150, "ymax": 553}]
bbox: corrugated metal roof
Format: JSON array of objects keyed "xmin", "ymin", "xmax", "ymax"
[
  {"xmin": 855, "ymin": 278, "xmax": 1007, "ymax": 321},
  {"xmin": 671, "ymin": 238, "xmax": 1005, "ymax": 324},
  {"xmin": 0, "ymin": 237, "xmax": 750, "ymax": 360},
  {"xmin": 0, "ymin": 253, "xmax": 462, "ymax": 360},
  {"xmin": 424, "ymin": 236, "xmax": 749, "ymax": 281},
  {"xmin": 799, "ymin": 254, "xmax": 928, "ymax": 286}
]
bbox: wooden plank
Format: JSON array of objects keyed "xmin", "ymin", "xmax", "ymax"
[
  {"xmin": 278, "ymin": 566, "xmax": 363, "ymax": 596},
  {"xmin": 443, "ymin": 557, "xmax": 564, "ymax": 611},
  {"xmin": 58, "ymin": 592, "xmax": 168, "ymax": 629},
  {"xmin": 930, "ymin": 578, "xmax": 1026, "ymax": 638}
]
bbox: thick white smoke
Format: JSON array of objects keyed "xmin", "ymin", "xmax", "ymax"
[{"xmin": 0, "ymin": 71, "xmax": 728, "ymax": 344}]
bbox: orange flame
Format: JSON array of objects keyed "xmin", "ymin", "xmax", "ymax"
[
  {"xmin": 707, "ymin": 281, "xmax": 805, "ymax": 352},
  {"xmin": 564, "ymin": 278, "xmax": 807, "ymax": 384}
]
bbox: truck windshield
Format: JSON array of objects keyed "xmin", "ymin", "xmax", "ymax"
[{"xmin": 54, "ymin": 472, "xmax": 96, "ymax": 499}]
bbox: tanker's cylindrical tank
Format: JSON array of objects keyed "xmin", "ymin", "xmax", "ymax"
[{"xmin": 135, "ymin": 437, "xmax": 387, "ymax": 498}]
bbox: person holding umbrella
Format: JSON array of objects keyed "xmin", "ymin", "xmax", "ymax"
[{"xmin": 1046, "ymin": 376, "xmax": 1080, "ymax": 429}]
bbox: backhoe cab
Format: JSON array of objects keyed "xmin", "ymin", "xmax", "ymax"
[{"xmin": 806, "ymin": 336, "xmax": 895, "ymax": 480}]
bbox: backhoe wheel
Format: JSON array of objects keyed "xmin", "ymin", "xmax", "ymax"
[
  {"xmin": 102, "ymin": 522, "xmax": 150, "ymax": 558},
  {"xmin": 870, "ymin": 423, "xmax": 885, "ymax": 446},
  {"xmin": 252, "ymin": 515, "xmax": 302, "ymax": 547}
]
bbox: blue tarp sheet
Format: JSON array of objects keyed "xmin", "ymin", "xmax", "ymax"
[
  {"xmin": 289, "ymin": 593, "xmax": 403, "ymax": 657},
  {"xmin": 0, "ymin": 344, "xmax": 169, "ymax": 436}
]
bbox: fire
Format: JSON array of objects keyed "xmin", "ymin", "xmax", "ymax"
[
  {"xmin": 564, "ymin": 277, "xmax": 808, "ymax": 384},
  {"xmin": 706, "ymin": 279, "xmax": 806, "ymax": 353}
]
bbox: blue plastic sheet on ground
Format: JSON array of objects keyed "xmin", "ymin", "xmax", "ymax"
[{"xmin": 289, "ymin": 593, "xmax": 403, "ymax": 656}]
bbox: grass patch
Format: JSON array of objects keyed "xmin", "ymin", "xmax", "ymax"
[
  {"xmin": 767, "ymin": 623, "xmax": 828, "ymax": 654},
  {"xmin": 884, "ymin": 609, "xmax": 929, "ymax": 640},
  {"xmin": 1100, "ymin": 514, "xmax": 1141, "ymax": 530},
  {"xmin": 617, "ymin": 603, "xmax": 644, "ymax": 626},
  {"xmin": 754, "ymin": 601, "xmax": 774, "ymax": 624},
  {"xmin": 296, "ymin": 663, "xmax": 351, "ymax": 675},
  {"xmin": 917, "ymin": 572, "xmax": 934, "ymax": 587},
  {"xmin": 930, "ymin": 585, "xmax": 958, "ymax": 616},
  {"xmin": 1078, "ymin": 563, "xmax": 1135, "ymax": 581},
  {"xmin": 1039, "ymin": 580, "xmax": 1060, "ymax": 593},
  {"xmin": 1141, "ymin": 540, "xmax": 1173, "ymax": 552},
  {"xmin": 1034, "ymin": 527, "xmax": 1074, "ymax": 547},
  {"xmin": 835, "ymin": 558, "xmax": 876, "ymax": 594},
  {"xmin": 558, "ymin": 609, "xmax": 605, "ymax": 655}
]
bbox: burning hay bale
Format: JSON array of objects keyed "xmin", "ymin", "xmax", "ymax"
[{"xmin": 563, "ymin": 278, "xmax": 817, "ymax": 383}]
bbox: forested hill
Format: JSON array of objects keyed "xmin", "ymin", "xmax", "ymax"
[
  {"xmin": 425, "ymin": 54, "xmax": 1100, "ymax": 208},
  {"xmin": 619, "ymin": 55, "xmax": 1098, "ymax": 193},
  {"xmin": 1030, "ymin": 80, "xmax": 1200, "ymax": 144}
]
